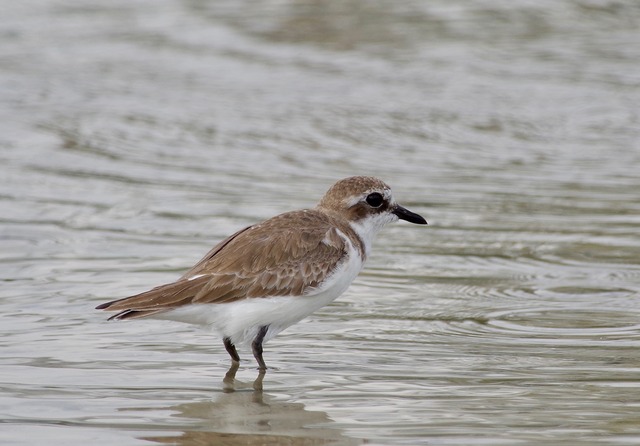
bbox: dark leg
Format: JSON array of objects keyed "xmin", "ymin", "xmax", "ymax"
[
  {"xmin": 223, "ymin": 337, "xmax": 240, "ymax": 363},
  {"xmin": 252, "ymin": 325, "xmax": 269, "ymax": 371}
]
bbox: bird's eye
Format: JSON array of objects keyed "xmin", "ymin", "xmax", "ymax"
[{"xmin": 365, "ymin": 192, "xmax": 384, "ymax": 208}]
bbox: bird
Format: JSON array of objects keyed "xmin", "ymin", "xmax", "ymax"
[{"xmin": 96, "ymin": 176, "xmax": 427, "ymax": 370}]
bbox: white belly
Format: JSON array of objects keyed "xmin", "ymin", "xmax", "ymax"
[{"xmin": 156, "ymin": 243, "xmax": 364, "ymax": 347}]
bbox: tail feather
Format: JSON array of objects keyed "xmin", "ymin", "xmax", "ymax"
[
  {"xmin": 107, "ymin": 309, "xmax": 168, "ymax": 321},
  {"xmin": 96, "ymin": 275, "xmax": 211, "ymax": 320}
]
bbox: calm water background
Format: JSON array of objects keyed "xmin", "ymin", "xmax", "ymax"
[{"xmin": 2, "ymin": 1, "xmax": 640, "ymax": 444}]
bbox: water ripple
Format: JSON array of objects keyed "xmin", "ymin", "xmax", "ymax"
[
  {"xmin": 2, "ymin": 1, "xmax": 640, "ymax": 445},
  {"xmin": 484, "ymin": 307, "xmax": 640, "ymax": 338}
]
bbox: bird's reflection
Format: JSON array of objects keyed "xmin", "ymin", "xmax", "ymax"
[
  {"xmin": 141, "ymin": 364, "xmax": 361, "ymax": 446},
  {"xmin": 222, "ymin": 362, "xmax": 265, "ymax": 393}
]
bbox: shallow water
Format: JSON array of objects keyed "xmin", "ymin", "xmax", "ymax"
[{"xmin": 2, "ymin": 0, "xmax": 640, "ymax": 444}]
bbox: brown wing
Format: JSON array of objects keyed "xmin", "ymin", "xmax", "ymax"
[{"xmin": 95, "ymin": 210, "xmax": 348, "ymax": 320}]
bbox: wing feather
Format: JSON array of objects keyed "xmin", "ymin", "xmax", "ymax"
[{"xmin": 96, "ymin": 210, "xmax": 350, "ymax": 318}]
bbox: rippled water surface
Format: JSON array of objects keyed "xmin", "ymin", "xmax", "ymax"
[{"xmin": 2, "ymin": 1, "xmax": 640, "ymax": 444}]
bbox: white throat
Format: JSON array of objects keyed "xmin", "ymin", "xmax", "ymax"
[{"xmin": 349, "ymin": 212, "xmax": 398, "ymax": 258}]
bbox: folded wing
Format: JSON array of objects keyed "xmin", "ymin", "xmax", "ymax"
[{"xmin": 95, "ymin": 210, "xmax": 348, "ymax": 320}]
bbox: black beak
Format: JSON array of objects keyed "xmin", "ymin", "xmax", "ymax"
[{"xmin": 393, "ymin": 205, "xmax": 427, "ymax": 225}]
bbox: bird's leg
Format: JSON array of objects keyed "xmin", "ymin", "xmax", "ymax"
[
  {"xmin": 223, "ymin": 337, "xmax": 240, "ymax": 364},
  {"xmin": 252, "ymin": 325, "xmax": 269, "ymax": 371}
]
